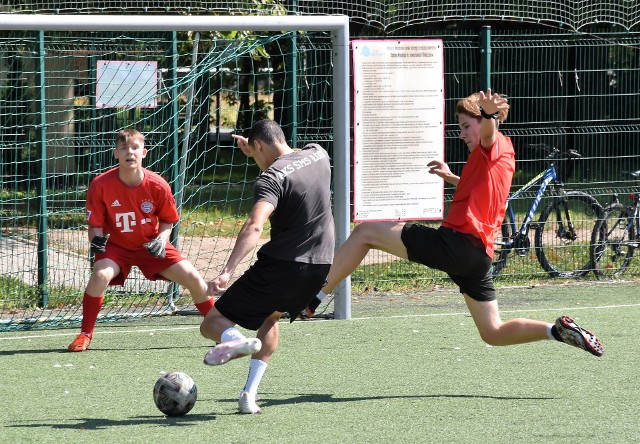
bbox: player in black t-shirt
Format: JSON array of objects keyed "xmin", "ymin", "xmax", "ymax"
[{"xmin": 200, "ymin": 119, "xmax": 334, "ymax": 414}]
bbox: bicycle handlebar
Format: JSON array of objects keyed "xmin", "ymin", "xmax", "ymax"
[
  {"xmin": 528, "ymin": 143, "xmax": 581, "ymax": 159},
  {"xmin": 528, "ymin": 143, "xmax": 581, "ymax": 182}
]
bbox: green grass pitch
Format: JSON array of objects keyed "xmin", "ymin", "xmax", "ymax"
[{"xmin": 1, "ymin": 282, "xmax": 639, "ymax": 443}]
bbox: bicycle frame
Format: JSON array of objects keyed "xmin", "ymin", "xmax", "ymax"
[
  {"xmin": 494, "ymin": 145, "xmax": 598, "ymax": 277},
  {"xmin": 622, "ymin": 196, "xmax": 640, "ymax": 248},
  {"xmin": 501, "ymin": 163, "xmax": 557, "ymax": 244}
]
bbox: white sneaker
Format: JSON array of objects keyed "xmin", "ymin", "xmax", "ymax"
[
  {"xmin": 203, "ymin": 338, "xmax": 262, "ymax": 366},
  {"xmin": 239, "ymin": 391, "xmax": 262, "ymax": 414}
]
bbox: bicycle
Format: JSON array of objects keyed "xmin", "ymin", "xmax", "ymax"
[
  {"xmin": 590, "ymin": 170, "xmax": 640, "ymax": 278},
  {"xmin": 493, "ymin": 144, "xmax": 604, "ymax": 277}
]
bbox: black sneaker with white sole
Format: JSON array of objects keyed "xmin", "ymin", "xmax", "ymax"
[{"xmin": 555, "ymin": 315, "xmax": 604, "ymax": 357}]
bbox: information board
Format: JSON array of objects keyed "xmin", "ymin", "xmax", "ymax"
[
  {"xmin": 96, "ymin": 60, "xmax": 158, "ymax": 108},
  {"xmin": 352, "ymin": 39, "xmax": 445, "ymax": 222}
]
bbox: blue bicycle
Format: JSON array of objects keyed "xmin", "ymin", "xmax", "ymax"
[{"xmin": 493, "ymin": 144, "xmax": 603, "ymax": 277}]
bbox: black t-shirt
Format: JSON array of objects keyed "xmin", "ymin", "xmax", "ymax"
[{"xmin": 254, "ymin": 143, "xmax": 335, "ymax": 264}]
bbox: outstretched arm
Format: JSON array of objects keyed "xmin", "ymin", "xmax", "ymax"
[{"xmin": 477, "ymin": 88, "xmax": 509, "ymax": 150}]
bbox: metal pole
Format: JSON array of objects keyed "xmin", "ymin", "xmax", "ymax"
[
  {"xmin": 173, "ymin": 31, "xmax": 199, "ymax": 237},
  {"xmin": 286, "ymin": 0, "xmax": 298, "ymax": 146},
  {"xmin": 331, "ymin": 20, "xmax": 351, "ymax": 320},
  {"xmin": 169, "ymin": 31, "xmax": 183, "ymax": 244},
  {"xmin": 168, "ymin": 31, "xmax": 181, "ymax": 306},
  {"xmin": 36, "ymin": 30, "xmax": 49, "ymax": 307},
  {"xmin": 480, "ymin": 26, "xmax": 492, "ymax": 90},
  {"xmin": 0, "ymin": 14, "xmax": 350, "ymax": 33}
]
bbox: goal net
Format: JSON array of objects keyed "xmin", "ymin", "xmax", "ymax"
[{"xmin": 0, "ymin": 15, "xmax": 350, "ymax": 331}]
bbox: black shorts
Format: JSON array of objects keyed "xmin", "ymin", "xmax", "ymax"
[
  {"xmin": 401, "ymin": 224, "xmax": 495, "ymax": 301},
  {"xmin": 215, "ymin": 253, "xmax": 330, "ymax": 331}
]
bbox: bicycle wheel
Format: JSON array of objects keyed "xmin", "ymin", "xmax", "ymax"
[
  {"xmin": 534, "ymin": 191, "xmax": 603, "ymax": 277},
  {"xmin": 590, "ymin": 202, "xmax": 635, "ymax": 278},
  {"xmin": 492, "ymin": 217, "xmax": 511, "ymax": 276}
]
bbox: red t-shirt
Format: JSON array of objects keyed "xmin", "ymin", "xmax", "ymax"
[
  {"xmin": 86, "ymin": 167, "xmax": 179, "ymax": 250},
  {"xmin": 441, "ymin": 132, "xmax": 515, "ymax": 257}
]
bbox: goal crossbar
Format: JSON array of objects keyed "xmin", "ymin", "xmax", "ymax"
[{"xmin": 0, "ymin": 14, "xmax": 349, "ymax": 33}]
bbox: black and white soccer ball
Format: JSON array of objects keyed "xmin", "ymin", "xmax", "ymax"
[{"xmin": 153, "ymin": 371, "xmax": 197, "ymax": 416}]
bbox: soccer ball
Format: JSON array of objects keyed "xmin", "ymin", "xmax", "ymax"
[{"xmin": 153, "ymin": 371, "xmax": 197, "ymax": 416}]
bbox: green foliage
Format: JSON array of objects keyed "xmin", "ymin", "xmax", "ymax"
[{"xmin": 0, "ymin": 276, "xmax": 38, "ymax": 308}]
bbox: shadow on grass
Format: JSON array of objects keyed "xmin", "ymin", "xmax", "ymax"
[
  {"xmin": 6, "ymin": 393, "xmax": 556, "ymax": 430},
  {"xmin": 7, "ymin": 413, "xmax": 217, "ymax": 430},
  {"xmin": 0, "ymin": 348, "xmax": 70, "ymax": 356},
  {"xmin": 0, "ymin": 345, "xmax": 208, "ymax": 356},
  {"xmin": 221, "ymin": 392, "xmax": 557, "ymax": 409}
]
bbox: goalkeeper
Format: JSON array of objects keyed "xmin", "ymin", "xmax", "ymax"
[{"xmin": 67, "ymin": 128, "xmax": 214, "ymax": 352}]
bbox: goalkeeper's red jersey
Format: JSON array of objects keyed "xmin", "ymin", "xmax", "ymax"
[{"xmin": 86, "ymin": 167, "xmax": 179, "ymax": 250}]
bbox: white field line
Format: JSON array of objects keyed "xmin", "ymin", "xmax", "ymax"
[
  {"xmin": 349, "ymin": 303, "xmax": 640, "ymax": 321},
  {"xmin": 1, "ymin": 302, "xmax": 639, "ymax": 341},
  {"xmin": 0, "ymin": 326, "xmax": 199, "ymax": 341}
]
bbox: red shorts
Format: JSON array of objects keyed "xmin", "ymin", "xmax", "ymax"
[{"xmin": 94, "ymin": 242, "xmax": 186, "ymax": 286}]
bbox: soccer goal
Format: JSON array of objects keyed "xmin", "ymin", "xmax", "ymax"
[{"xmin": 0, "ymin": 14, "xmax": 350, "ymax": 331}]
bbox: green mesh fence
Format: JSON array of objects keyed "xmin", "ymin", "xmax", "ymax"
[
  {"xmin": 4, "ymin": 1, "xmax": 640, "ymax": 31},
  {"xmin": 2, "ymin": 5, "xmax": 640, "ymax": 327},
  {"xmin": 0, "ymin": 28, "xmax": 336, "ymax": 330},
  {"xmin": 353, "ymin": 27, "xmax": 640, "ymax": 290}
]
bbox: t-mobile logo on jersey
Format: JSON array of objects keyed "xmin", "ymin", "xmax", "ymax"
[{"xmin": 115, "ymin": 212, "xmax": 137, "ymax": 232}]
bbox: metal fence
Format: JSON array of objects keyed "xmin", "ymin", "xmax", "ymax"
[{"xmin": 1, "ymin": 3, "xmax": 639, "ymax": 328}]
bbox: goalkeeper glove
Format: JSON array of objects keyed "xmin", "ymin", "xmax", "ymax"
[
  {"xmin": 90, "ymin": 233, "xmax": 109, "ymax": 254},
  {"xmin": 144, "ymin": 236, "xmax": 166, "ymax": 258}
]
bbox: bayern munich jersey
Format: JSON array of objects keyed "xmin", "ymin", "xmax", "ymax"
[{"xmin": 86, "ymin": 167, "xmax": 179, "ymax": 250}]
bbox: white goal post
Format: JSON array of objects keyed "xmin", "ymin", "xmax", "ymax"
[{"xmin": 0, "ymin": 14, "xmax": 352, "ymax": 320}]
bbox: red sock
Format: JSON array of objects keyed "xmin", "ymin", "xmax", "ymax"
[
  {"xmin": 80, "ymin": 292, "xmax": 103, "ymax": 338},
  {"xmin": 195, "ymin": 298, "xmax": 215, "ymax": 316}
]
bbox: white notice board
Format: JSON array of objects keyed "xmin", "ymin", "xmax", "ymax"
[
  {"xmin": 352, "ymin": 39, "xmax": 445, "ymax": 222},
  {"xmin": 96, "ymin": 60, "xmax": 158, "ymax": 108}
]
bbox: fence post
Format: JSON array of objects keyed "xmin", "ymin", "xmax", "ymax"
[
  {"xmin": 168, "ymin": 31, "xmax": 183, "ymax": 307},
  {"xmin": 36, "ymin": 30, "xmax": 49, "ymax": 307},
  {"xmin": 480, "ymin": 25, "xmax": 492, "ymax": 90},
  {"xmin": 169, "ymin": 30, "xmax": 181, "ymax": 243},
  {"xmin": 285, "ymin": 0, "xmax": 298, "ymax": 146}
]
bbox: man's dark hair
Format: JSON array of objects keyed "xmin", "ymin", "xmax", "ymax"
[{"xmin": 247, "ymin": 120, "xmax": 286, "ymax": 146}]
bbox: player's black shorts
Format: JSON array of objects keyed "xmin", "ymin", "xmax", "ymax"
[
  {"xmin": 214, "ymin": 253, "xmax": 330, "ymax": 331},
  {"xmin": 401, "ymin": 224, "xmax": 495, "ymax": 301}
]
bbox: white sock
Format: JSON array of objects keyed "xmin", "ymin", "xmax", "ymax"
[
  {"xmin": 545, "ymin": 323, "xmax": 554, "ymax": 340},
  {"xmin": 243, "ymin": 359, "xmax": 268, "ymax": 395},
  {"xmin": 316, "ymin": 290, "xmax": 327, "ymax": 301},
  {"xmin": 221, "ymin": 327, "xmax": 246, "ymax": 343}
]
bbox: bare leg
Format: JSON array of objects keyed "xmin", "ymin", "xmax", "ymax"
[
  {"xmin": 237, "ymin": 312, "xmax": 281, "ymax": 414},
  {"xmin": 160, "ymin": 260, "xmax": 209, "ymax": 304},
  {"xmin": 85, "ymin": 258, "xmax": 119, "ymax": 296},
  {"xmin": 200, "ymin": 308, "xmax": 264, "ymax": 365},
  {"xmin": 68, "ymin": 259, "xmax": 120, "ymax": 351},
  {"xmin": 464, "ymin": 294, "xmax": 549, "ymax": 346},
  {"xmin": 199, "ymin": 306, "xmax": 235, "ymax": 343},
  {"xmin": 323, "ymin": 221, "xmax": 409, "ymax": 293},
  {"xmin": 254, "ymin": 312, "xmax": 281, "ymax": 364}
]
